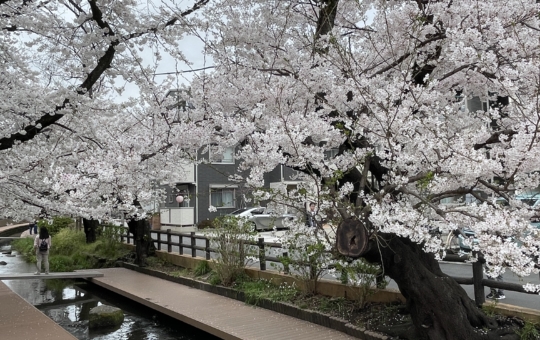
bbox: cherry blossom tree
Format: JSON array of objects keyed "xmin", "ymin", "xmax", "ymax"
[
  {"xmin": 179, "ymin": 1, "xmax": 540, "ymax": 339},
  {"xmin": 2, "ymin": 0, "xmax": 540, "ymax": 337},
  {"xmin": 0, "ymin": 0, "xmax": 211, "ymax": 265}
]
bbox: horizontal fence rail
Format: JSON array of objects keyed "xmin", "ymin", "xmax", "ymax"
[{"xmin": 120, "ymin": 228, "xmax": 539, "ymax": 306}]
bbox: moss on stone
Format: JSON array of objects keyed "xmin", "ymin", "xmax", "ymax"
[{"xmin": 88, "ymin": 305, "xmax": 124, "ymax": 329}]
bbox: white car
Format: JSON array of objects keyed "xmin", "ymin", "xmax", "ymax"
[{"xmin": 229, "ymin": 207, "xmax": 295, "ymax": 231}]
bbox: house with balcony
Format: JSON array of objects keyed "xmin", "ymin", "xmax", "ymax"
[
  {"xmin": 158, "ymin": 144, "xmax": 306, "ymax": 229},
  {"xmin": 158, "ymin": 90, "xmax": 305, "ymax": 228}
]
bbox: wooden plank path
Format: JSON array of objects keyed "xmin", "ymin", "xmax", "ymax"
[
  {"xmin": 0, "ymin": 270, "xmax": 103, "ymax": 280},
  {"xmin": 91, "ymin": 268, "xmax": 358, "ymax": 340},
  {"xmin": 0, "ymin": 281, "xmax": 77, "ymax": 340}
]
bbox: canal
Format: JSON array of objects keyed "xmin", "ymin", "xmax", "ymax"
[{"xmin": 1, "ymin": 244, "xmax": 220, "ymax": 340}]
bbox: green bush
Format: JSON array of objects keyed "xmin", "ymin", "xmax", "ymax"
[
  {"xmin": 210, "ymin": 216, "xmax": 257, "ymax": 286},
  {"xmin": 37, "ymin": 216, "xmax": 74, "ymax": 236},
  {"xmin": 70, "ymin": 252, "xmax": 95, "ymax": 268},
  {"xmin": 334, "ymin": 258, "xmax": 387, "ymax": 308},
  {"xmin": 516, "ymin": 321, "xmax": 540, "ymax": 340},
  {"xmin": 11, "ymin": 238, "xmax": 36, "ymax": 262},
  {"xmin": 197, "ymin": 219, "xmax": 214, "ymax": 229},
  {"xmin": 278, "ymin": 230, "xmax": 332, "ymax": 295},
  {"xmin": 194, "ymin": 260, "xmax": 212, "ymax": 276},
  {"xmin": 52, "ymin": 228, "xmax": 86, "ymax": 255},
  {"xmin": 96, "ymin": 224, "xmax": 125, "ymax": 257},
  {"xmin": 13, "ymin": 227, "xmax": 128, "ymax": 272},
  {"xmin": 49, "ymin": 255, "xmax": 75, "ymax": 272}
]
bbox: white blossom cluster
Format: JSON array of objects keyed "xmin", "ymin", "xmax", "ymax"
[
  {"xmin": 184, "ymin": 0, "xmax": 540, "ymax": 287},
  {"xmin": 2, "ymin": 0, "xmax": 540, "ymax": 290}
]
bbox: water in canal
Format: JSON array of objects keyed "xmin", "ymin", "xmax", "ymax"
[{"xmin": 0, "ymin": 244, "xmax": 220, "ymax": 340}]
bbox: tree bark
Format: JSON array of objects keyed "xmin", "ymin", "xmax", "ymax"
[
  {"xmin": 127, "ymin": 218, "xmax": 155, "ymax": 267},
  {"xmin": 361, "ymin": 234, "xmax": 518, "ymax": 340},
  {"xmin": 83, "ymin": 218, "xmax": 98, "ymax": 244}
]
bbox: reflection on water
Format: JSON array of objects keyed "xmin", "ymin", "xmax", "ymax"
[{"xmin": 1, "ymin": 245, "xmax": 220, "ymax": 340}]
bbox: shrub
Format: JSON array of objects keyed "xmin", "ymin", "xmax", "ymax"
[
  {"xmin": 197, "ymin": 219, "xmax": 214, "ymax": 229},
  {"xmin": 13, "ymin": 226, "xmax": 128, "ymax": 272},
  {"xmin": 516, "ymin": 321, "xmax": 540, "ymax": 340},
  {"xmin": 11, "ymin": 238, "xmax": 36, "ymax": 262},
  {"xmin": 50, "ymin": 255, "xmax": 75, "ymax": 272},
  {"xmin": 194, "ymin": 260, "xmax": 212, "ymax": 276},
  {"xmin": 277, "ymin": 227, "xmax": 333, "ymax": 295},
  {"xmin": 334, "ymin": 258, "xmax": 387, "ymax": 308},
  {"xmin": 52, "ymin": 228, "xmax": 86, "ymax": 255},
  {"xmin": 38, "ymin": 216, "xmax": 74, "ymax": 236},
  {"xmin": 96, "ymin": 224, "xmax": 125, "ymax": 257},
  {"xmin": 210, "ymin": 216, "xmax": 257, "ymax": 286}
]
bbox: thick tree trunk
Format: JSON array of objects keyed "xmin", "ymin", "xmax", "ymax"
[
  {"xmin": 127, "ymin": 218, "xmax": 155, "ymax": 267},
  {"xmin": 362, "ymin": 235, "xmax": 518, "ymax": 340},
  {"xmin": 82, "ymin": 218, "xmax": 98, "ymax": 244}
]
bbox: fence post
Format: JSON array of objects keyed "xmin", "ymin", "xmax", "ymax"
[
  {"xmin": 156, "ymin": 231, "xmax": 162, "ymax": 251},
  {"xmin": 205, "ymin": 238, "xmax": 211, "ymax": 260},
  {"xmin": 258, "ymin": 237, "xmax": 266, "ymax": 271},
  {"xmin": 472, "ymin": 251, "xmax": 485, "ymax": 306},
  {"xmin": 191, "ymin": 232, "xmax": 196, "ymax": 257},
  {"xmin": 179, "ymin": 235, "xmax": 184, "ymax": 255},
  {"xmin": 167, "ymin": 229, "xmax": 172, "ymax": 253},
  {"xmin": 282, "ymin": 251, "xmax": 290, "ymax": 274}
]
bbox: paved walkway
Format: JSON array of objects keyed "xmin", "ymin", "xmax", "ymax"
[
  {"xmin": 91, "ymin": 268, "xmax": 358, "ymax": 340},
  {"xmin": 0, "ymin": 281, "xmax": 76, "ymax": 340},
  {"xmin": 0, "ymin": 223, "xmax": 31, "ymax": 236}
]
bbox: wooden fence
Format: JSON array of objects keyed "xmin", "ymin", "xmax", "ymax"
[
  {"xmin": 120, "ymin": 228, "xmax": 539, "ymax": 306},
  {"xmin": 121, "ymin": 229, "xmax": 291, "ymax": 273}
]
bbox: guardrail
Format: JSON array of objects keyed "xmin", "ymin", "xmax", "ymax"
[{"xmin": 120, "ymin": 228, "xmax": 539, "ymax": 306}]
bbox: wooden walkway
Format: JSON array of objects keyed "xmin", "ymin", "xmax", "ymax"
[
  {"xmin": 0, "ymin": 270, "xmax": 103, "ymax": 280},
  {"xmin": 0, "ymin": 281, "xmax": 76, "ymax": 340},
  {"xmin": 91, "ymin": 268, "xmax": 358, "ymax": 340}
]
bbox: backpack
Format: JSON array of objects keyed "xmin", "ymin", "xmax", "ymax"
[{"xmin": 38, "ymin": 239, "xmax": 48, "ymax": 252}]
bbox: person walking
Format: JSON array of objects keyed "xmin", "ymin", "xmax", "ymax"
[
  {"xmin": 34, "ymin": 227, "xmax": 51, "ymax": 275},
  {"xmin": 28, "ymin": 220, "xmax": 37, "ymax": 235},
  {"xmin": 305, "ymin": 202, "xmax": 317, "ymax": 228}
]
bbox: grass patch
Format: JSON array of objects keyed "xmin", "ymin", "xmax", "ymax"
[
  {"xmin": 194, "ymin": 260, "xmax": 212, "ymax": 276},
  {"xmin": 234, "ymin": 278, "xmax": 299, "ymax": 306},
  {"xmin": 516, "ymin": 321, "xmax": 540, "ymax": 340},
  {"xmin": 11, "ymin": 228, "xmax": 130, "ymax": 272}
]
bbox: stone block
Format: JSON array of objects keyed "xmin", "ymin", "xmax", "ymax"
[{"xmin": 88, "ymin": 305, "xmax": 124, "ymax": 330}]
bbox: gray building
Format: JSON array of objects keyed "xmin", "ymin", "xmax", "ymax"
[
  {"xmin": 158, "ymin": 89, "xmax": 329, "ymax": 228},
  {"xmin": 159, "ymin": 145, "xmax": 305, "ymax": 228}
]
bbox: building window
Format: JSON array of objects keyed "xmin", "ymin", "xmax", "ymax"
[
  {"xmin": 210, "ymin": 187, "xmax": 236, "ymax": 208},
  {"xmin": 324, "ymin": 148, "xmax": 339, "ymax": 160},
  {"xmin": 210, "ymin": 146, "xmax": 235, "ymax": 164}
]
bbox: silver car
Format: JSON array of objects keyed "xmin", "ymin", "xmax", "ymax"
[{"xmin": 229, "ymin": 207, "xmax": 295, "ymax": 231}]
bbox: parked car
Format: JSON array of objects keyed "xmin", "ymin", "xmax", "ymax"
[{"xmin": 229, "ymin": 207, "xmax": 295, "ymax": 231}]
